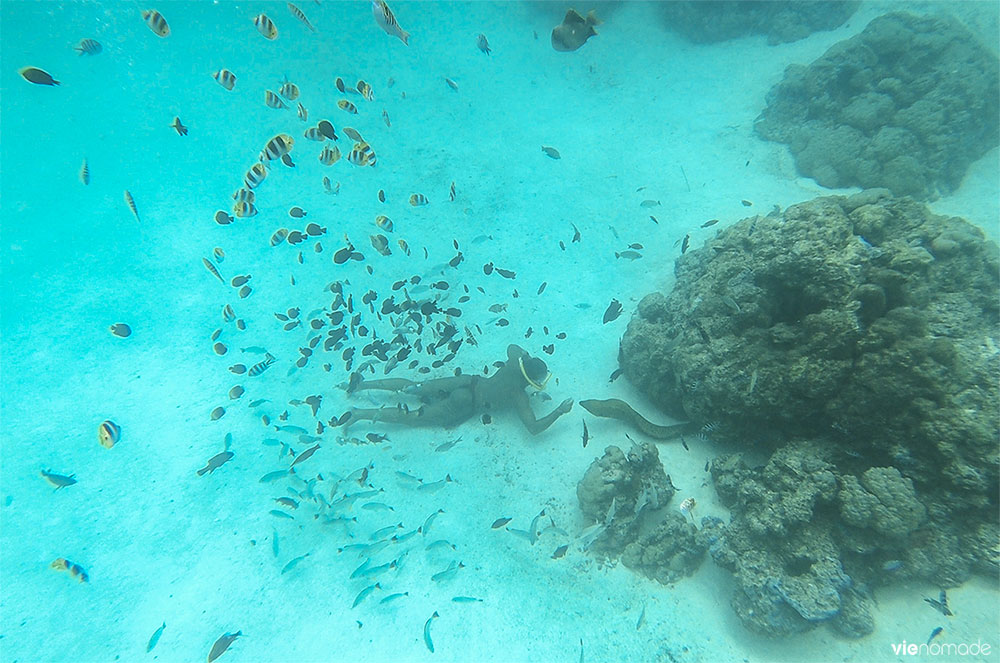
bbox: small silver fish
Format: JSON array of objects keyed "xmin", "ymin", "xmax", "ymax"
[{"xmin": 281, "ymin": 552, "xmax": 310, "ymax": 574}]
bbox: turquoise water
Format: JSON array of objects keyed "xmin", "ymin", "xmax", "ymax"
[{"xmin": 2, "ymin": 2, "xmax": 998, "ymax": 662}]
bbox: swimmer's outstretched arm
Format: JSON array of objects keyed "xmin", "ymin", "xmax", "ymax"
[{"xmin": 514, "ymin": 392, "xmax": 574, "ymax": 436}]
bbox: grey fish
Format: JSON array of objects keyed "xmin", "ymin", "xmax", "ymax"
[
  {"xmin": 421, "ymin": 509, "xmax": 444, "ymax": 536},
  {"xmin": 352, "ymin": 582, "xmax": 380, "ymax": 608},
  {"xmin": 551, "ymin": 9, "xmax": 600, "ymax": 52},
  {"xmin": 281, "ymin": 552, "xmax": 310, "ymax": 574},
  {"xmin": 431, "ymin": 560, "xmax": 464, "ymax": 582},
  {"xmin": 417, "ymin": 475, "xmax": 453, "ymax": 493},
  {"xmin": 40, "ymin": 469, "xmax": 77, "ymax": 489},
  {"xmin": 269, "ymin": 509, "xmax": 294, "ymax": 519},
  {"xmin": 259, "ymin": 469, "xmax": 290, "ymax": 482},
  {"xmin": 640, "ymin": 200, "xmax": 660, "ymax": 208},
  {"xmin": 146, "ymin": 621, "xmax": 166, "ymax": 652},
  {"xmin": 380, "ymin": 591, "xmax": 408, "ymax": 604},
  {"xmin": 423, "ymin": 611, "xmax": 439, "ymax": 652},
  {"xmin": 241, "ymin": 346, "xmax": 268, "ymax": 353},
  {"xmin": 434, "ymin": 438, "xmax": 460, "ymax": 452},
  {"xmin": 451, "ymin": 596, "xmax": 482, "ymax": 603}
]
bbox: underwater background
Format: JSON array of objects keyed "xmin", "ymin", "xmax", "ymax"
[{"xmin": 1, "ymin": 1, "xmax": 998, "ymax": 662}]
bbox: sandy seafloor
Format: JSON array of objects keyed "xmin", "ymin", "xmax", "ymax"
[{"xmin": 1, "ymin": 1, "xmax": 998, "ymax": 662}]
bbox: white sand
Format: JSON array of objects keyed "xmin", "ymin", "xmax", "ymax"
[{"xmin": 1, "ymin": 2, "xmax": 997, "ymax": 662}]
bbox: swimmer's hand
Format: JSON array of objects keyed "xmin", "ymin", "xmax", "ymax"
[{"xmin": 557, "ymin": 398, "xmax": 574, "ymax": 415}]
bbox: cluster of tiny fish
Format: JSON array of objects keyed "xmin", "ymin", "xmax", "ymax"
[{"xmin": 25, "ymin": 3, "xmax": 614, "ymax": 660}]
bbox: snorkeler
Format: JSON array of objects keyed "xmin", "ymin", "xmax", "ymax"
[{"xmin": 337, "ymin": 344, "xmax": 574, "ymax": 435}]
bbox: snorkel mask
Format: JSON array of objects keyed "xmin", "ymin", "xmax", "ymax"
[{"xmin": 519, "ymin": 355, "xmax": 552, "ymax": 391}]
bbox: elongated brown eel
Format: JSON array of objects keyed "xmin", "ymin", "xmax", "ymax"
[{"xmin": 579, "ymin": 398, "xmax": 695, "ymax": 440}]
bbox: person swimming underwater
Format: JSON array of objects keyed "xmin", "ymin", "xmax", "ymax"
[{"xmin": 337, "ymin": 344, "xmax": 573, "ymax": 435}]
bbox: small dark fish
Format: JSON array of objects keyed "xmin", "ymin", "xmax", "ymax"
[
  {"xmin": 542, "ymin": 146, "xmax": 561, "ymax": 159},
  {"xmin": 124, "ymin": 190, "xmax": 140, "ymax": 222},
  {"xmin": 197, "ymin": 451, "xmax": 234, "ymax": 476},
  {"xmin": 170, "ymin": 117, "xmax": 188, "ymax": 136},
  {"xmin": 537, "ymin": 282, "xmax": 547, "ymax": 295},
  {"xmin": 552, "ymin": 544, "xmax": 568, "ymax": 559},
  {"xmin": 491, "ymin": 517, "xmax": 512, "ymax": 529},
  {"xmin": 207, "ymin": 631, "xmax": 241, "ymax": 663},
  {"xmin": 681, "ymin": 234, "xmax": 690, "ymax": 254},
  {"xmin": 701, "ymin": 219, "xmax": 719, "ymax": 228},
  {"xmin": 640, "ymin": 200, "xmax": 660, "ymax": 208},
  {"xmin": 924, "ymin": 590, "xmax": 953, "ymax": 616},
  {"xmin": 449, "ymin": 181, "xmax": 456, "ymax": 201},
  {"xmin": 147, "ymin": 622, "xmax": 166, "ymax": 653},
  {"xmin": 927, "ymin": 627, "xmax": 943, "ymax": 645},
  {"xmin": 582, "ymin": 420, "xmax": 589, "ymax": 448},
  {"xmin": 476, "ymin": 33, "xmax": 491, "ymax": 54},
  {"xmin": 571, "ymin": 224, "xmax": 581, "ymax": 242},
  {"xmin": 40, "ymin": 469, "xmax": 76, "ymax": 489},
  {"xmin": 19, "ymin": 67, "xmax": 59, "ymax": 86},
  {"xmin": 444, "ymin": 77, "xmax": 458, "ymax": 91},
  {"xmin": 109, "ymin": 323, "xmax": 132, "ymax": 338},
  {"xmin": 423, "ymin": 611, "xmax": 439, "ymax": 652},
  {"xmin": 551, "ymin": 8, "xmax": 600, "ymax": 51},
  {"xmin": 615, "ymin": 250, "xmax": 642, "ymax": 260},
  {"xmin": 608, "ymin": 367, "xmax": 622, "ymax": 383},
  {"xmin": 50, "ymin": 557, "xmax": 88, "ymax": 582},
  {"xmin": 741, "ymin": 199, "xmax": 752, "ymax": 207},
  {"xmin": 602, "ymin": 299, "xmax": 622, "ymax": 324},
  {"xmin": 649, "ymin": 215, "xmax": 658, "ymax": 224},
  {"xmin": 290, "ymin": 443, "xmax": 319, "ymax": 469},
  {"xmin": 74, "ymin": 38, "xmax": 102, "ymax": 55}
]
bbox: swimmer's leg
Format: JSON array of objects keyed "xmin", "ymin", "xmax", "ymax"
[
  {"xmin": 350, "ymin": 378, "xmax": 418, "ymax": 393},
  {"xmin": 341, "ymin": 387, "xmax": 475, "ymax": 428}
]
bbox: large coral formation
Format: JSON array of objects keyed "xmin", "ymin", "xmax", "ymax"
[
  {"xmin": 660, "ymin": 1, "xmax": 858, "ymax": 45},
  {"xmin": 619, "ymin": 192, "xmax": 999, "ymax": 636},
  {"xmin": 755, "ymin": 12, "xmax": 1000, "ymax": 199}
]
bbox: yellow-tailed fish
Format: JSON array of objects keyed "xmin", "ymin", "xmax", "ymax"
[
  {"xmin": 79, "ymin": 158, "xmax": 89, "ymax": 185},
  {"xmin": 270, "ymin": 228, "xmax": 289, "ymax": 246},
  {"xmin": 265, "ymin": 90, "xmax": 287, "ymax": 109},
  {"xmin": 203, "ymin": 257, "xmax": 224, "ymax": 283},
  {"xmin": 213, "ymin": 69, "xmax": 236, "ymax": 90},
  {"xmin": 141, "ymin": 9, "xmax": 170, "ymax": 37},
  {"xmin": 279, "ymin": 81, "xmax": 299, "ymax": 100},
  {"xmin": 342, "ymin": 127, "xmax": 363, "ymax": 142},
  {"xmin": 263, "ymin": 133, "xmax": 294, "ymax": 160},
  {"xmin": 232, "ymin": 188, "xmax": 254, "ymax": 203},
  {"xmin": 296, "ymin": 102, "xmax": 307, "ymax": 121},
  {"xmin": 244, "ymin": 162, "xmax": 267, "ymax": 188},
  {"xmin": 98, "ymin": 420, "xmax": 121, "ymax": 448},
  {"xmin": 233, "ymin": 201, "xmax": 257, "ymax": 218},
  {"xmin": 375, "ymin": 215, "xmax": 393, "ymax": 232},
  {"xmin": 409, "ymin": 193, "xmax": 428, "ymax": 206},
  {"xmin": 319, "ymin": 144, "xmax": 341, "ymax": 165},
  {"xmin": 124, "ymin": 190, "xmax": 140, "ymax": 222},
  {"xmin": 287, "ymin": 3, "xmax": 316, "ymax": 31},
  {"xmin": 253, "ymin": 13, "xmax": 278, "ymax": 39},
  {"xmin": 356, "ymin": 80, "xmax": 373, "ymax": 101},
  {"xmin": 51, "ymin": 558, "xmax": 89, "ymax": 582},
  {"xmin": 74, "ymin": 38, "xmax": 102, "ymax": 55},
  {"xmin": 303, "ymin": 127, "xmax": 325, "ymax": 141},
  {"xmin": 373, "ymin": 0, "xmax": 409, "ymax": 45},
  {"xmin": 337, "ymin": 99, "xmax": 357, "ymax": 114}
]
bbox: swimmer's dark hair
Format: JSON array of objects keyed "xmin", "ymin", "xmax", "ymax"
[{"xmin": 523, "ymin": 356, "xmax": 548, "ymax": 382}]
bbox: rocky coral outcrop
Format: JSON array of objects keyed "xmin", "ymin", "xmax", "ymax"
[
  {"xmin": 620, "ymin": 193, "xmax": 999, "ymax": 636},
  {"xmin": 755, "ymin": 12, "xmax": 1000, "ymax": 199},
  {"xmin": 661, "ymin": 1, "xmax": 858, "ymax": 45},
  {"xmin": 576, "ymin": 441, "xmax": 711, "ymax": 584}
]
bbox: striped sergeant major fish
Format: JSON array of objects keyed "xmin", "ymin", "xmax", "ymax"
[{"xmin": 249, "ymin": 353, "xmax": 275, "ymax": 377}]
